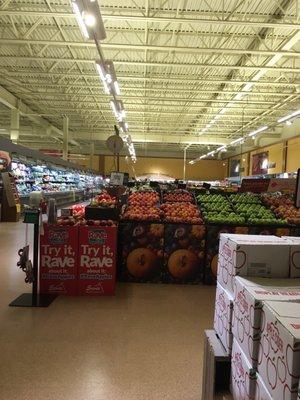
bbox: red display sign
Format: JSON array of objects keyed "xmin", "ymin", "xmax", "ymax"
[
  {"xmin": 240, "ymin": 178, "xmax": 270, "ymax": 193},
  {"xmin": 78, "ymin": 226, "xmax": 117, "ymax": 295},
  {"xmin": 39, "ymin": 224, "xmax": 78, "ymax": 295}
]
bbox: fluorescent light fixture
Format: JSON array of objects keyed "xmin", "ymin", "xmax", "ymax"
[
  {"xmin": 234, "ymin": 92, "xmax": 245, "ymax": 100},
  {"xmin": 219, "ymin": 108, "xmax": 227, "ymax": 114},
  {"xmin": 277, "ymin": 108, "xmax": 300, "ymax": 123},
  {"xmin": 110, "ymin": 99, "xmax": 125, "ymax": 121},
  {"xmin": 207, "ymin": 151, "xmax": 215, "ymax": 156},
  {"xmin": 248, "ymin": 125, "xmax": 268, "ymax": 137},
  {"xmin": 200, "ymin": 155, "xmax": 206, "ymax": 159},
  {"xmin": 286, "ymin": 120, "xmax": 292, "ymax": 126},
  {"xmin": 71, "ymin": 0, "xmax": 106, "ymax": 40},
  {"xmin": 217, "ymin": 145, "xmax": 227, "ymax": 152},
  {"xmin": 95, "ymin": 60, "xmax": 121, "ymax": 96},
  {"xmin": 243, "ymin": 82, "xmax": 254, "ymax": 91},
  {"xmin": 71, "ymin": 2, "xmax": 89, "ymax": 39},
  {"xmin": 230, "ymin": 137, "xmax": 244, "ymax": 145}
]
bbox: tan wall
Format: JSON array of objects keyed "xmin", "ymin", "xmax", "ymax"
[
  {"xmin": 228, "ymin": 153, "xmax": 249, "ymax": 177},
  {"xmin": 104, "ymin": 155, "xmax": 227, "ymax": 180},
  {"xmin": 286, "ymin": 137, "xmax": 300, "ymax": 172},
  {"xmin": 249, "ymin": 142, "xmax": 284, "ymax": 175}
]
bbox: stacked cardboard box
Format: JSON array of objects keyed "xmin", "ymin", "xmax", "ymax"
[{"xmin": 213, "ymin": 233, "xmax": 300, "ymax": 400}]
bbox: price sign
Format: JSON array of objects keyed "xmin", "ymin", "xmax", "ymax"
[
  {"xmin": 110, "ymin": 172, "xmax": 124, "ymax": 186},
  {"xmin": 240, "ymin": 178, "xmax": 270, "ymax": 193}
]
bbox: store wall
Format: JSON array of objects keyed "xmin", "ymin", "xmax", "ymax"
[
  {"xmin": 228, "ymin": 153, "xmax": 249, "ymax": 177},
  {"xmin": 249, "ymin": 142, "xmax": 283, "ymax": 175},
  {"xmin": 286, "ymin": 137, "xmax": 300, "ymax": 172},
  {"xmin": 104, "ymin": 155, "xmax": 227, "ymax": 180}
]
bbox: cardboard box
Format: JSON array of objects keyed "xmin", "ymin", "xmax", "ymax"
[
  {"xmin": 214, "ymin": 282, "xmax": 234, "ymax": 354},
  {"xmin": 255, "ymin": 373, "xmax": 273, "ymax": 400},
  {"xmin": 217, "ymin": 234, "xmax": 290, "ymax": 296},
  {"xmin": 231, "ymin": 338, "xmax": 256, "ymax": 400},
  {"xmin": 257, "ymin": 301, "xmax": 300, "ymax": 400},
  {"xmin": 78, "ymin": 226, "xmax": 117, "ymax": 295},
  {"xmin": 39, "ymin": 223, "xmax": 78, "ymax": 295},
  {"xmin": 282, "ymin": 237, "xmax": 300, "ymax": 278},
  {"xmin": 232, "ymin": 277, "xmax": 300, "ymax": 367}
]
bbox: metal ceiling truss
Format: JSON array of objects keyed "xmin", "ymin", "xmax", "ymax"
[{"xmin": 0, "ymin": 0, "xmax": 299, "ymax": 157}]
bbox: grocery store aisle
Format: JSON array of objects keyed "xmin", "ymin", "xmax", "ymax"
[{"xmin": 0, "ymin": 222, "xmax": 224, "ymax": 400}]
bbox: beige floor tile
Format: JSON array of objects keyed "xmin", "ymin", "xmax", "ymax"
[{"xmin": 0, "ymin": 222, "xmax": 231, "ymax": 400}]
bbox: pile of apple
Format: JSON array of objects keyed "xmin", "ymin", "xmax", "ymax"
[
  {"xmin": 163, "ymin": 189, "xmax": 193, "ymax": 203},
  {"xmin": 121, "ymin": 205, "xmax": 162, "ymax": 221},
  {"xmin": 53, "ymin": 216, "xmax": 116, "ymax": 226},
  {"xmin": 128, "ymin": 191, "xmax": 159, "ymax": 206},
  {"xmin": 262, "ymin": 194, "xmax": 300, "ymax": 225},
  {"xmin": 161, "ymin": 203, "xmax": 203, "ymax": 224},
  {"xmin": 197, "ymin": 193, "xmax": 242, "ymax": 224},
  {"xmin": 78, "ymin": 219, "xmax": 116, "ymax": 226},
  {"xmin": 70, "ymin": 204, "xmax": 85, "ymax": 218},
  {"xmin": 229, "ymin": 193, "xmax": 261, "ymax": 204},
  {"xmin": 234, "ymin": 203, "xmax": 286, "ymax": 225},
  {"xmin": 90, "ymin": 191, "xmax": 117, "ymax": 208}
]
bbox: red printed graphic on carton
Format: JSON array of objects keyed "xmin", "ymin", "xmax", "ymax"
[
  {"xmin": 39, "ymin": 224, "xmax": 78, "ymax": 295},
  {"xmin": 78, "ymin": 226, "xmax": 117, "ymax": 295}
]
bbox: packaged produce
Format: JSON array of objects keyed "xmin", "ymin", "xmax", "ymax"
[
  {"xmin": 282, "ymin": 236, "xmax": 300, "ymax": 278},
  {"xmin": 231, "ymin": 338, "xmax": 256, "ymax": 400},
  {"xmin": 232, "ymin": 276, "xmax": 300, "ymax": 367},
  {"xmin": 217, "ymin": 234, "xmax": 290, "ymax": 296},
  {"xmin": 255, "ymin": 373, "xmax": 273, "ymax": 400},
  {"xmin": 258, "ymin": 301, "xmax": 300, "ymax": 400},
  {"xmin": 214, "ymin": 282, "xmax": 234, "ymax": 354}
]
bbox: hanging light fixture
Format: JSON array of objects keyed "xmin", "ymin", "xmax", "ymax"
[
  {"xmin": 95, "ymin": 60, "xmax": 121, "ymax": 95},
  {"xmin": 70, "ymin": 0, "xmax": 106, "ymax": 40}
]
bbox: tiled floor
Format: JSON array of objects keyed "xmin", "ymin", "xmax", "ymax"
[{"xmin": 0, "ymin": 222, "xmax": 230, "ymax": 400}]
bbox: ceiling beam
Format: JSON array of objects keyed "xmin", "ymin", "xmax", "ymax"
[
  {"xmin": 0, "ymin": 10, "xmax": 299, "ymax": 29},
  {"xmin": 0, "ymin": 84, "xmax": 62, "ymax": 135},
  {"xmin": 2, "ymin": 70, "xmax": 298, "ymax": 87},
  {"xmin": 1, "ymin": 55, "xmax": 299, "ymax": 73},
  {"xmin": 7, "ymin": 83, "xmax": 297, "ymax": 98},
  {"xmin": 0, "ymin": 38, "xmax": 299, "ymax": 58}
]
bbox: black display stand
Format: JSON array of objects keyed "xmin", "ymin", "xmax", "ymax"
[{"xmin": 9, "ymin": 210, "xmax": 57, "ymax": 307}]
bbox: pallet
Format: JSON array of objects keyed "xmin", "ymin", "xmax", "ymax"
[{"xmin": 201, "ymin": 330, "xmax": 231, "ymax": 400}]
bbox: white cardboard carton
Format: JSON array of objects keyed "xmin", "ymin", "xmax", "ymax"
[
  {"xmin": 217, "ymin": 234, "xmax": 290, "ymax": 297},
  {"xmin": 214, "ymin": 282, "xmax": 233, "ymax": 354},
  {"xmin": 282, "ymin": 236, "xmax": 300, "ymax": 278},
  {"xmin": 255, "ymin": 373, "xmax": 273, "ymax": 400},
  {"xmin": 231, "ymin": 338, "xmax": 256, "ymax": 400},
  {"xmin": 232, "ymin": 277, "xmax": 300, "ymax": 367},
  {"xmin": 257, "ymin": 301, "xmax": 300, "ymax": 400}
]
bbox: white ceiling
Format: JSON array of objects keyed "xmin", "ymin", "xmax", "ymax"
[{"xmin": 0, "ymin": 0, "xmax": 299, "ymax": 159}]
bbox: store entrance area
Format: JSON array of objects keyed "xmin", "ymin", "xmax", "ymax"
[{"xmin": 0, "ymin": 222, "xmax": 224, "ymax": 400}]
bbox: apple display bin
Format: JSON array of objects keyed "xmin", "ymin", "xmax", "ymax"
[
  {"xmin": 118, "ymin": 221, "xmax": 164, "ymax": 283},
  {"xmin": 78, "ymin": 225, "xmax": 117, "ymax": 295},
  {"xmin": 163, "ymin": 223, "xmax": 206, "ymax": 284},
  {"xmin": 39, "ymin": 223, "xmax": 78, "ymax": 295},
  {"xmin": 203, "ymin": 223, "xmax": 293, "ymax": 285}
]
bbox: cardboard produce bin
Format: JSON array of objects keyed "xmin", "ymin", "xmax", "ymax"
[
  {"xmin": 78, "ymin": 225, "xmax": 117, "ymax": 295},
  {"xmin": 204, "ymin": 224, "xmax": 249, "ymax": 285},
  {"xmin": 232, "ymin": 277, "xmax": 300, "ymax": 367},
  {"xmin": 255, "ymin": 373, "xmax": 273, "ymax": 400},
  {"xmin": 217, "ymin": 233, "xmax": 290, "ymax": 297},
  {"xmin": 231, "ymin": 338, "xmax": 256, "ymax": 400},
  {"xmin": 118, "ymin": 221, "xmax": 164, "ymax": 283},
  {"xmin": 163, "ymin": 223, "xmax": 206, "ymax": 283},
  {"xmin": 214, "ymin": 282, "xmax": 234, "ymax": 354},
  {"xmin": 282, "ymin": 236, "xmax": 300, "ymax": 278},
  {"xmin": 257, "ymin": 301, "xmax": 300, "ymax": 400},
  {"xmin": 39, "ymin": 223, "xmax": 78, "ymax": 295}
]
